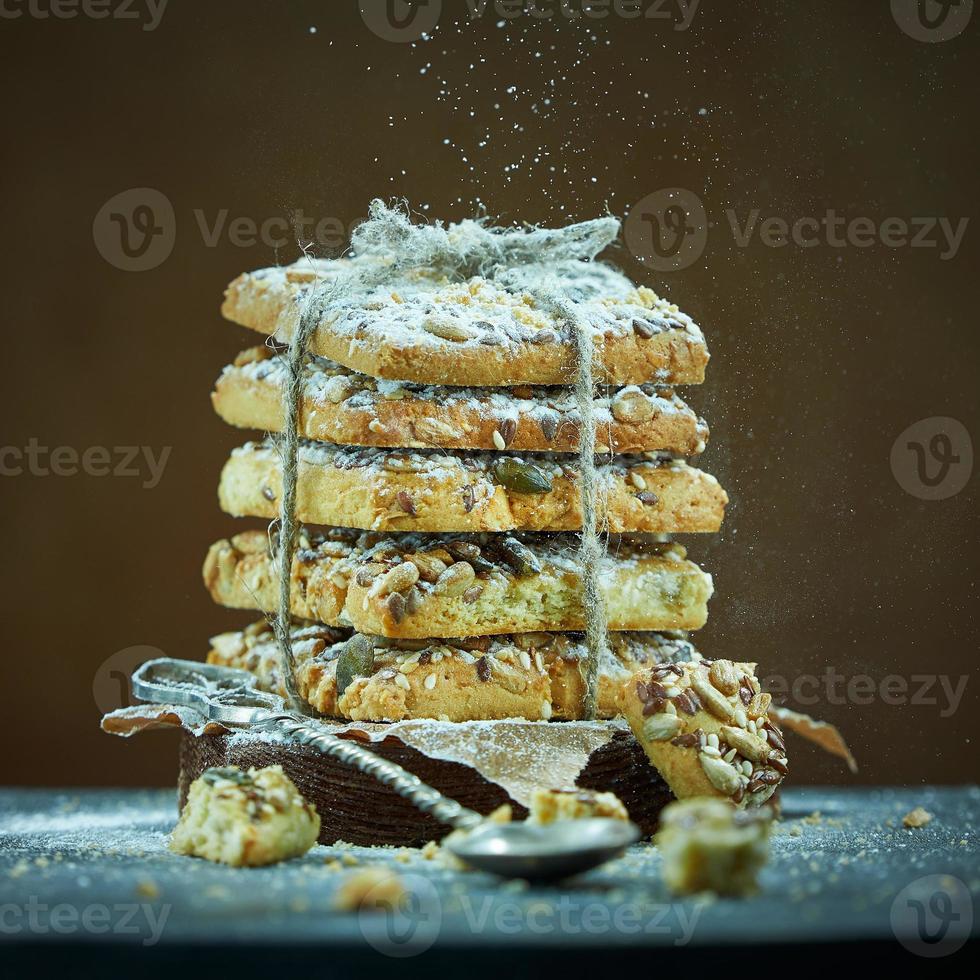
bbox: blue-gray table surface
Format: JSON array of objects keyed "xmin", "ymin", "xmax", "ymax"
[{"xmin": 0, "ymin": 785, "xmax": 977, "ymax": 968}]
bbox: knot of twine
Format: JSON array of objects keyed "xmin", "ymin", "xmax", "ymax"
[{"xmin": 273, "ymin": 200, "xmax": 619, "ymax": 720}]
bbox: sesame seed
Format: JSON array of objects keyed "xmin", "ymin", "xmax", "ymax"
[
  {"xmin": 394, "ymin": 673, "xmax": 411, "ymax": 690},
  {"xmin": 424, "ymin": 673, "xmax": 437, "ymax": 690}
]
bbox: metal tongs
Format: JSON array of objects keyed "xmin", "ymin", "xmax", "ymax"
[{"xmin": 132, "ymin": 658, "xmax": 640, "ymax": 880}]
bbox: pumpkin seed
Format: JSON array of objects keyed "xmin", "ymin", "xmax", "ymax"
[
  {"xmin": 493, "ymin": 458, "xmax": 553, "ymax": 494},
  {"xmin": 201, "ymin": 767, "xmax": 252, "ymax": 787},
  {"xmin": 336, "ymin": 635, "xmax": 375, "ymax": 697},
  {"xmin": 494, "ymin": 536, "xmax": 541, "ymax": 577}
]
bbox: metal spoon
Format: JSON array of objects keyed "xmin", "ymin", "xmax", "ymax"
[{"xmin": 131, "ymin": 658, "xmax": 640, "ymax": 880}]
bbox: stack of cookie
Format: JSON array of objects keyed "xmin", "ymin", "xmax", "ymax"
[
  {"xmin": 194, "ymin": 237, "xmax": 792, "ymax": 812},
  {"xmin": 202, "ymin": 253, "xmax": 729, "ymax": 729}
]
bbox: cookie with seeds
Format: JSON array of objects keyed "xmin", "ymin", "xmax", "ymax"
[
  {"xmin": 213, "ymin": 346, "xmax": 709, "ymax": 454},
  {"xmin": 222, "ymin": 258, "xmax": 709, "ymax": 386},
  {"xmin": 208, "ymin": 621, "xmax": 702, "ymax": 723},
  {"xmin": 170, "ymin": 764, "xmax": 320, "ymax": 867},
  {"xmin": 202, "ymin": 527, "xmax": 366, "ymax": 628},
  {"xmin": 202, "ymin": 530, "xmax": 714, "ymax": 637},
  {"xmin": 617, "ymin": 659, "xmax": 789, "ymax": 808},
  {"xmin": 218, "ymin": 441, "xmax": 728, "ymax": 534}
]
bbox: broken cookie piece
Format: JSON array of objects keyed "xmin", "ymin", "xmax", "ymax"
[
  {"xmin": 527, "ymin": 787, "xmax": 629, "ymax": 825},
  {"xmin": 657, "ymin": 797, "xmax": 772, "ymax": 896},
  {"xmin": 170, "ymin": 765, "xmax": 320, "ymax": 867}
]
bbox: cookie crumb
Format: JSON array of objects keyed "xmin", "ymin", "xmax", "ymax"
[
  {"xmin": 333, "ymin": 867, "xmax": 406, "ymax": 913},
  {"xmin": 902, "ymin": 806, "xmax": 933, "ymax": 829},
  {"xmin": 135, "ymin": 880, "xmax": 160, "ymax": 899}
]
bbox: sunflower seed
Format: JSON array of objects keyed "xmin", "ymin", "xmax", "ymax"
[
  {"xmin": 642, "ymin": 713, "xmax": 684, "ymax": 742},
  {"xmin": 699, "ymin": 753, "xmax": 743, "ymax": 796},
  {"xmin": 422, "ymin": 316, "xmax": 477, "ymax": 342}
]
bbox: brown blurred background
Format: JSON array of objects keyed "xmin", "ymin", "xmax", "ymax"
[{"xmin": 1, "ymin": 1, "xmax": 977, "ymax": 788}]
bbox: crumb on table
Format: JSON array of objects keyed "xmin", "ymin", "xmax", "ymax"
[
  {"xmin": 902, "ymin": 806, "xmax": 933, "ymax": 829},
  {"xmin": 333, "ymin": 866, "xmax": 406, "ymax": 912}
]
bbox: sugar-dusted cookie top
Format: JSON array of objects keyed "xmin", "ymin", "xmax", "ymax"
[{"xmin": 222, "ymin": 257, "xmax": 708, "ymax": 387}]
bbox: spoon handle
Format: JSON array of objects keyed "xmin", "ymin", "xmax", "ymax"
[{"xmin": 265, "ymin": 714, "xmax": 486, "ymax": 833}]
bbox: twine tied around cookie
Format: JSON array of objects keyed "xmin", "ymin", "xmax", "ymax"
[{"xmin": 271, "ymin": 200, "xmax": 620, "ymax": 718}]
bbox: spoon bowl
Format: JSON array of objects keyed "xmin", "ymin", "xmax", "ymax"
[{"xmin": 447, "ymin": 818, "xmax": 641, "ymax": 881}]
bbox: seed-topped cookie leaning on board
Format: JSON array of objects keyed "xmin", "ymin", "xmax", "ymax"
[
  {"xmin": 221, "ymin": 258, "xmax": 709, "ymax": 387},
  {"xmin": 617, "ymin": 659, "xmax": 788, "ymax": 808},
  {"xmin": 209, "ymin": 620, "xmax": 703, "ymax": 723},
  {"xmin": 213, "ymin": 346, "xmax": 709, "ymax": 455},
  {"xmin": 202, "ymin": 529, "xmax": 714, "ymax": 637},
  {"xmin": 218, "ymin": 442, "xmax": 728, "ymax": 534}
]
